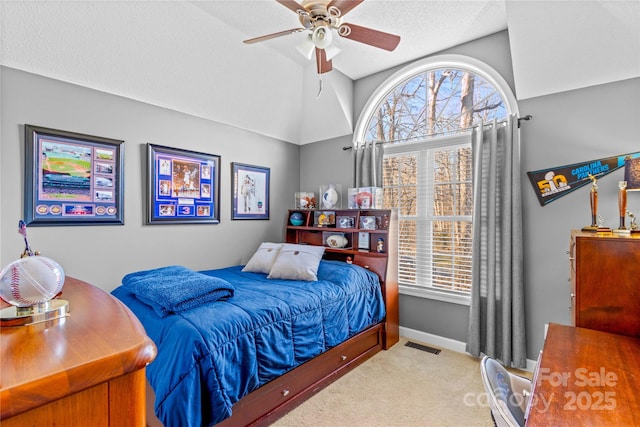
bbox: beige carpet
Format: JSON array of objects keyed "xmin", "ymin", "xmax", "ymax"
[{"xmin": 272, "ymin": 338, "xmax": 498, "ymax": 427}]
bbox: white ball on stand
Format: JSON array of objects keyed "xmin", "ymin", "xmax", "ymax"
[{"xmin": 0, "ymin": 256, "xmax": 65, "ymax": 307}]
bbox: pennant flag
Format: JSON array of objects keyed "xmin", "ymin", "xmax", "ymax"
[{"xmin": 527, "ymin": 152, "xmax": 640, "ymax": 206}]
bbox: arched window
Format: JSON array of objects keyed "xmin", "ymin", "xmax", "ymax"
[{"xmin": 354, "ymin": 55, "xmax": 518, "ymax": 304}]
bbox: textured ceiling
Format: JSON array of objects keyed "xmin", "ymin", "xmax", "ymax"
[
  {"xmin": 1, "ymin": 1, "xmax": 638, "ymax": 145},
  {"xmin": 192, "ymin": 0, "xmax": 508, "ymax": 80},
  {"xmin": 506, "ymin": 0, "xmax": 640, "ymax": 100}
]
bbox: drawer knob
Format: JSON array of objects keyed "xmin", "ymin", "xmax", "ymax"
[
  {"xmin": 341, "ymin": 355, "xmax": 347, "ymax": 361},
  {"xmin": 282, "ymin": 389, "xmax": 290, "ymax": 397}
]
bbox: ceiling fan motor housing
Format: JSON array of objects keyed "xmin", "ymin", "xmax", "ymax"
[{"xmin": 297, "ymin": 0, "xmax": 343, "ymax": 30}]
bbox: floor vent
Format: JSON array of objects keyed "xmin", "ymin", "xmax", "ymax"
[{"xmin": 405, "ymin": 341, "xmax": 441, "ymax": 355}]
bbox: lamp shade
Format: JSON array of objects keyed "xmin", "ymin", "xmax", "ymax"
[
  {"xmin": 312, "ymin": 26, "xmax": 332, "ymax": 49},
  {"xmin": 324, "ymin": 43, "xmax": 341, "ymax": 60},
  {"xmin": 296, "ymin": 34, "xmax": 315, "ymax": 60}
]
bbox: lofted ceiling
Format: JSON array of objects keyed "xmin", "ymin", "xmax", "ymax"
[
  {"xmin": 192, "ymin": 0, "xmax": 509, "ymax": 81},
  {"xmin": 1, "ymin": 1, "xmax": 638, "ymax": 145}
]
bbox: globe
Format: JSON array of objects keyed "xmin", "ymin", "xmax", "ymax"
[
  {"xmin": 290, "ymin": 212, "xmax": 304, "ymax": 226},
  {"xmin": 0, "ymin": 256, "xmax": 65, "ymax": 307}
]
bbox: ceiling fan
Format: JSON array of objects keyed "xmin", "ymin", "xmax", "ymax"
[{"xmin": 243, "ymin": 0, "xmax": 401, "ymax": 74}]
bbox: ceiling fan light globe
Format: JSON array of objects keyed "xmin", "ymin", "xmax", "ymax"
[
  {"xmin": 324, "ymin": 44, "xmax": 340, "ymax": 61},
  {"xmin": 296, "ymin": 34, "xmax": 315, "ymax": 60},
  {"xmin": 312, "ymin": 26, "xmax": 332, "ymax": 49}
]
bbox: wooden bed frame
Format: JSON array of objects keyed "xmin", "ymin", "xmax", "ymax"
[{"xmin": 146, "ymin": 209, "xmax": 399, "ymax": 427}]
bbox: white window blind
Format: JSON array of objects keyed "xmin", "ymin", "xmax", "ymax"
[{"xmin": 383, "ymin": 134, "xmax": 473, "ymax": 302}]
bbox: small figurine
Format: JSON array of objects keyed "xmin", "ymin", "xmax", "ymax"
[
  {"xmin": 18, "ymin": 220, "xmax": 34, "ymax": 258},
  {"xmin": 628, "ymin": 210, "xmax": 638, "ymax": 231},
  {"xmin": 376, "ymin": 238, "xmax": 385, "ymax": 253}
]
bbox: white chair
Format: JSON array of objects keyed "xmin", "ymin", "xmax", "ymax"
[{"xmin": 480, "ymin": 356, "xmax": 532, "ymax": 427}]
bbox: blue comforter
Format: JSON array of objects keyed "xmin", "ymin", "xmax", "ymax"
[{"xmin": 111, "ymin": 260, "xmax": 385, "ymax": 427}]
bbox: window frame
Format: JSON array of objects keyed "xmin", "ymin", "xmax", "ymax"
[
  {"xmin": 354, "ymin": 54, "xmax": 518, "ymax": 144},
  {"xmin": 384, "ymin": 134, "xmax": 474, "ymax": 305},
  {"xmin": 354, "ymin": 54, "xmax": 518, "ymax": 305}
]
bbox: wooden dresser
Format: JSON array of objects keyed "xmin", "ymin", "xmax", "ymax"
[
  {"xmin": 1, "ymin": 276, "xmax": 156, "ymax": 426},
  {"xmin": 526, "ymin": 323, "xmax": 640, "ymax": 426},
  {"xmin": 569, "ymin": 230, "xmax": 640, "ymax": 337}
]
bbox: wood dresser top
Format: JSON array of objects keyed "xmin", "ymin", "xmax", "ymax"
[
  {"xmin": 526, "ymin": 323, "xmax": 640, "ymax": 426},
  {"xmin": 572, "ymin": 229, "xmax": 640, "ymax": 240},
  {"xmin": 0, "ymin": 276, "xmax": 156, "ymax": 420}
]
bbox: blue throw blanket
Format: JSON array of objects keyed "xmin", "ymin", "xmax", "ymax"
[{"xmin": 121, "ymin": 265, "xmax": 234, "ymax": 317}]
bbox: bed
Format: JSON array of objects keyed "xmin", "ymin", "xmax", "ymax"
[{"xmin": 111, "ymin": 212, "xmax": 398, "ymax": 427}]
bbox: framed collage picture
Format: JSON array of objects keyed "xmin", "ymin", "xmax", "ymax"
[
  {"xmin": 146, "ymin": 144, "xmax": 220, "ymax": 224},
  {"xmin": 231, "ymin": 163, "xmax": 270, "ymax": 220},
  {"xmin": 24, "ymin": 124, "xmax": 124, "ymax": 226},
  {"xmin": 625, "ymin": 156, "xmax": 640, "ymax": 190}
]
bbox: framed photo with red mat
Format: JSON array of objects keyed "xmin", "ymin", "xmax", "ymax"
[
  {"xmin": 24, "ymin": 124, "xmax": 124, "ymax": 226},
  {"xmin": 146, "ymin": 144, "xmax": 221, "ymax": 224}
]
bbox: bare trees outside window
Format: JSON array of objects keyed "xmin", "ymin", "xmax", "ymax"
[{"xmin": 366, "ymin": 65, "xmax": 508, "ymax": 299}]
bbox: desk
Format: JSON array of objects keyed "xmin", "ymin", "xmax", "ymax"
[
  {"xmin": 1, "ymin": 276, "xmax": 156, "ymax": 426},
  {"xmin": 526, "ymin": 323, "xmax": 640, "ymax": 426}
]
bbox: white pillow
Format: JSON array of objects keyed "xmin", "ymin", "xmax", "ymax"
[
  {"xmin": 242, "ymin": 242, "xmax": 282, "ymax": 274},
  {"xmin": 268, "ymin": 244, "xmax": 325, "ymax": 281}
]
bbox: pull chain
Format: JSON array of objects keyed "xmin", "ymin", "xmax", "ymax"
[{"xmin": 316, "ymin": 51, "xmax": 323, "ymax": 98}]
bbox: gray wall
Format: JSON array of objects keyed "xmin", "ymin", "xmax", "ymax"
[
  {"xmin": 519, "ymin": 77, "xmax": 640, "ymax": 358},
  {"xmin": 2, "ymin": 30, "xmax": 638, "ymax": 360},
  {"xmin": 300, "ymin": 30, "xmax": 640, "ymax": 359},
  {"xmin": 0, "ymin": 67, "xmax": 300, "ymax": 291}
]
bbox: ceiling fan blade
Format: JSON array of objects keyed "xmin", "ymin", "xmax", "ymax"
[
  {"xmin": 338, "ymin": 23, "xmax": 400, "ymax": 51},
  {"xmin": 327, "ymin": 0, "xmax": 364, "ymax": 17},
  {"xmin": 316, "ymin": 48, "xmax": 333, "ymax": 74},
  {"xmin": 243, "ymin": 28, "xmax": 305, "ymax": 44},
  {"xmin": 276, "ymin": 0, "xmax": 305, "ymax": 14}
]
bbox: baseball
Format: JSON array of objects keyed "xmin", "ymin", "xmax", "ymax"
[{"xmin": 0, "ymin": 256, "xmax": 65, "ymax": 307}]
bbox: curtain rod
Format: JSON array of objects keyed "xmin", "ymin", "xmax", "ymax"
[{"xmin": 342, "ymin": 115, "xmax": 533, "ymax": 150}]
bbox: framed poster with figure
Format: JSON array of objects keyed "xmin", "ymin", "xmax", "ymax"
[
  {"xmin": 146, "ymin": 144, "xmax": 220, "ymax": 224},
  {"xmin": 24, "ymin": 124, "xmax": 124, "ymax": 226},
  {"xmin": 232, "ymin": 163, "xmax": 270, "ymax": 220}
]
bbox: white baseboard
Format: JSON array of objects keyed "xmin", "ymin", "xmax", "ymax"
[
  {"xmin": 400, "ymin": 326, "xmax": 468, "ymax": 353},
  {"xmin": 399, "ymin": 326, "xmax": 537, "ymax": 372}
]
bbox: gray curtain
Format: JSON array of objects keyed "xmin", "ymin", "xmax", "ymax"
[
  {"xmin": 353, "ymin": 141, "xmax": 383, "ymax": 187},
  {"xmin": 466, "ymin": 115, "xmax": 526, "ymax": 368}
]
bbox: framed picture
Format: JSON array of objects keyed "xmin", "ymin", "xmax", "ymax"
[
  {"xmin": 358, "ymin": 232, "xmax": 370, "ymax": 250},
  {"xmin": 360, "ymin": 215, "xmax": 377, "ymax": 230},
  {"xmin": 337, "ymin": 215, "xmax": 355, "ymax": 229},
  {"xmin": 625, "ymin": 157, "xmax": 640, "ymax": 191},
  {"xmin": 231, "ymin": 163, "xmax": 271, "ymax": 219},
  {"xmin": 146, "ymin": 144, "xmax": 220, "ymax": 224},
  {"xmin": 24, "ymin": 124, "xmax": 124, "ymax": 226},
  {"xmin": 232, "ymin": 163, "xmax": 270, "ymax": 220}
]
